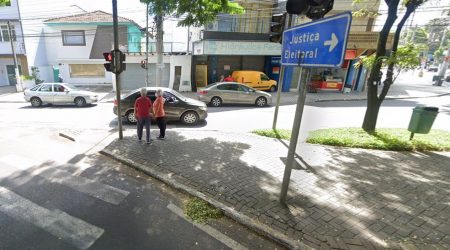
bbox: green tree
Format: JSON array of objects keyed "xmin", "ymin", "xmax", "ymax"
[
  {"xmin": 0, "ymin": 0, "xmax": 11, "ymax": 6},
  {"xmin": 424, "ymin": 17, "xmax": 449, "ymax": 53},
  {"xmin": 140, "ymin": 0, "xmax": 243, "ymax": 87},
  {"xmin": 354, "ymin": 0, "xmax": 427, "ymax": 132},
  {"xmin": 358, "ymin": 43, "xmax": 421, "ymax": 83}
]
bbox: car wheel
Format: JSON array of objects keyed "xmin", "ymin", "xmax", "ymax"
[
  {"xmin": 269, "ymin": 85, "xmax": 277, "ymax": 92},
  {"xmin": 255, "ymin": 97, "xmax": 267, "ymax": 107},
  {"xmin": 210, "ymin": 96, "xmax": 222, "ymax": 107},
  {"xmin": 181, "ymin": 111, "xmax": 199, "ymax": 125},
  {"xmin": 30, "ymin": 97, "xmax": 42, "ymax": 107},
  {"xmin": 125, "ymin": 110, "xmax": 137, "ymax": 124},
  {"xmin": 74, "ymin": 97, "xmax": 86, "ymax": 107}
]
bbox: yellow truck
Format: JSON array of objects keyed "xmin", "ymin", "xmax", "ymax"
[{"xmin": 231, "ymin": 71, "xmax": 277, "ymax": 92}]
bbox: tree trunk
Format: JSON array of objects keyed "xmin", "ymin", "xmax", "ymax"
[
  {"xmin": 379, "ymin": 6, "xmax": 415, "ymax": 103},
  {"xmin": 155, "ymin": 15, "xmax": 163, "ymax": 87},
  {"xmin": 362, "ymin": 0, "xmax": 400, "ymax": 132}
]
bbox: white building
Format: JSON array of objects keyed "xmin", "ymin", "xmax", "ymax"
[{"xmin": 0, "ymin": 0, "xmax": 28, "ymax": 87}]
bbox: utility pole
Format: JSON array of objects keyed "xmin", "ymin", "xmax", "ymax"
[
  {"xmin": 187, "ymin": 26, "xmax": 191, "ymax": 54},
  {"xmin": 7, "ymin": 21, "xmax": 22, "ymax": 92},
  {"xmin": 272, "ymin": 14, "xmax": 293, "ymax": 130},
  {"xmin": 145, "ymin": 2, "xmax": 149, "ymax": 87},
  {"xmin": 155, "ymin": 15, "xmax": 163, "ymax": 87},
  {"xmin": 112, "ymin": 0, "xmax": 123, "ymax": 139},
  {"xmin": 434, "ymin": 47, "xmax": 450, "ymax": 86}
]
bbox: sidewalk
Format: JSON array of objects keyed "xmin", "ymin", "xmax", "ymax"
[{"xmin": 101, "ymin": 129, "xmax": 450, "ymax": 249}]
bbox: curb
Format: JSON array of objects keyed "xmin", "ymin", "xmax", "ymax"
[
  {"xmin": 100, "ymin": 149, "xmax": 312, "ymax": 250},
  {"xmin": 313, "ymin": 92, "xmax": 450, "ymax": 102}
]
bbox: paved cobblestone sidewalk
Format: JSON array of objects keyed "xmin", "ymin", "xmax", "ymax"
[{"xmin": 102, "ymin": 129, "xmax": 450, "ymax": 249}]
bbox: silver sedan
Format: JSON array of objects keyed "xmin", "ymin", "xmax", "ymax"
[
  {"xmin": 24, "ymin": 83, "xmax": 98, "ymax": 107},
  {"xmin": 197, "ymin": 82, "xmax": 272, "ymax": 107}
]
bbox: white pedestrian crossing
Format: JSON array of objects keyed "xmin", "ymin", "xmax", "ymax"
[{"xmin": 0, "ymin": 187, "xmax": 104, "ymax": 250}]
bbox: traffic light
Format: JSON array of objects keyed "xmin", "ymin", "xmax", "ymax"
[
  {"xmin": 270, "ymin": 13, "xmax": 287, "ymax": 43},
  {"xmin": 103, "ymin": 52, "xmax": 114, "ymax": 72},
  {"xmin": 113, "ymin": 49, "xmax": 126, "ymax": 74},
  {"xmin": 286, "ymin": 0, "xmax": 334, "ymax": 19},
  {"xmin": 306, "ymin": 0, "xmax": 334, "ymax": 20}
]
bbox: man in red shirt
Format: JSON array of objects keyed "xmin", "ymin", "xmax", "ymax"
[
  {"xmin": 134, "ymin": 88, "xmax": 153, "ymax": 144},
  {"xmin": 223, "ymin": 74, "xmax": 234, "ymax": 82}
]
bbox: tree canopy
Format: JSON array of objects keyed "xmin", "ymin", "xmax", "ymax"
[
  {"xmin": 140, "ymin": 0, "xmax": 244, "ymax": 26},
  {"xmin": 0, "ymin": 0, "xmax": 11, "ymax": 7}
]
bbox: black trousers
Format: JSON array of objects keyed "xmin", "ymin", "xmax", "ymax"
[{"xmin": 156, "ymin": 117, "xmax": 166, "ymax": 138}]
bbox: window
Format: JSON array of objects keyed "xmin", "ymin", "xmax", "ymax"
[
  {"xmin": 69, "ymin": 64, "xmax": 105, "ymax": 78},
  {"xmin": 62, "ymin": 30, "xmax": 85, "ymax": 46},
  {"xmin": 39, "ymin": 84, "xmax": 52, "ymax": 92},
  {"xmin": 53, "ymin": 84, "xmax": 65, "ymax": 92},
  {"xmin": 0, "ymin": 24, "xmax": 16, "ymax": 42},
  {"xmin": 163, "ymin": 92, "xmax": 178, "ymax": 103},
  {"xmin": 238, "ymin": 85, "xmax": 250, "ymax": 92},
  {"xmin": 260, "ymin": 74, "xmax": 270, "ymax": 81}
]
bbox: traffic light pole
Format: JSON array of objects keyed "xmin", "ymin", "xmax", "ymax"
[
  {"xmin": 272, "ymin": 14, "xmax": 293, "ymax": 130},
  {"xmin": 112, "ymin": 0, "xmax": 123, "ymax": 139},
  {"xmin": 145, "ymin": 2, "xmax": 149, "ymax": 87}
]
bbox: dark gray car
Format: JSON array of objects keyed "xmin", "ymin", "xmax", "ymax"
[{"xmin": 113, "ymin": 87, "xmax": 207, "ymax": 124}]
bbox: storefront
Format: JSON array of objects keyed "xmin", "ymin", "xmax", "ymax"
[
  {"xmin": 281, "ymin": 49, "xmax": 370, "ymax": 93},
  {"xmin": 192, "ymin": 40, "xmax": 281, "ymax": 89}
]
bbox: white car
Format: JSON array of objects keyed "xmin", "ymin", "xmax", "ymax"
[{"xmin": 24, "ymin": 83, "xmax": 98, "ymax": 107}]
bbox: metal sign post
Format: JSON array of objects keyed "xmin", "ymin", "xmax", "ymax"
[{"xmin": 279, "ymin": 12, "xmax": 352, "ymax": 204}]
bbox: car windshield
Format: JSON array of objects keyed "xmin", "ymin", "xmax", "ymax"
[
  {"xmin": 169, "ymin": 89, "xmax": 187, "ymax": 101},
  {"xmin": 64, "ymin": 83, "xmax": 78, "ymax": 90}
]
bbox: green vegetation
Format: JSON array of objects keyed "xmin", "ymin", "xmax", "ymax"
[
  {"xmin": 306, "ymin": 128, "xmax": 450, "ymax": 151},
  {"xmin": 252, "ymin": 129, "xmax": 291, "ymax": 140},
  {"xmin": 21, "ymin": 75, "xmax": 34, "ymax": 81},
  {"xmin": 184, "ymin": 197, "xmax": 223, "ymax": 223},
  {"xmin": 0, "ymin": 0, "xmax": 11, "ymax": 6}
]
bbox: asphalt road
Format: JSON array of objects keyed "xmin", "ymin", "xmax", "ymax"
[{"xmin": 0, "ymin": 103, "xmax": 284, "ymax": 249}]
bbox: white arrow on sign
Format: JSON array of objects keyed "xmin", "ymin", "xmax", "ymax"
[{"xmin": 324, "ymin": 33, "xmax": 338, "ymax": 52}]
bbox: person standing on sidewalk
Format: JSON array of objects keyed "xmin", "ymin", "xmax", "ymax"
[
  {"xmin": 153, "ymin": 89, "xmax": 166, "ymax": 140},
  {"xmin": 134, "ymin": 88, "xmax": 153, "ymax": 144}
]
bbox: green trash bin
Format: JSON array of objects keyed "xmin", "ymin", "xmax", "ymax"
[{"xmin": 408, "ymin": 106, "xmax": 439, "ymax": 139}]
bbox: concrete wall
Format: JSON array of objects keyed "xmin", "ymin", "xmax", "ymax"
[{"xmin": 169, "ymin": 55, "xmax": 192, "ymax": 92}]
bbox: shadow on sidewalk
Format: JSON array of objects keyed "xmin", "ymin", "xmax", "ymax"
[{"xmin": 102, "ymin": 130, "xmax": 450, "ymax": 248}]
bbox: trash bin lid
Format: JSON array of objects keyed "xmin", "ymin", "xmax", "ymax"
[
  {"xmin": 414, "ymin": 106, "xmax": 439, "ymax": 112},
  {"xmin": 423, "ymin": 107, "xmax": 439, "ymax": 112}
]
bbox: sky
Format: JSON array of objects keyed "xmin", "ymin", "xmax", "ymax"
[{"xmin": 375, "ymin": 0, "xmax": 450, "ymax": 30}]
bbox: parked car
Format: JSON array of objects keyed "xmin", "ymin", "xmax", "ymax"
[
  {"xmin": 231, "ymin": 70, "xmax": 277, "ymax": 92},
  {"xmin": 197, "ymin": 82, "xmax": 272, "ymax": 107},
  {"xmin": 114, "ymin": 87, "xmax": 207, "ymax": 124},
  {"xmin": 427, "ymin": 66, "xmax": 438, "ymax": 72},
  {"xmin": 24, "ymin": 82, "xmax": 98, "ymax": 107}
]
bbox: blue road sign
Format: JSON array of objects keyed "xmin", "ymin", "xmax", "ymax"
[{"xmin": 281, "ymin": 12, "xmax": 352, "ymax": 68}]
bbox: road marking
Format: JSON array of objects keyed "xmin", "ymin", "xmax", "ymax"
[
  {"xmin": 37, "ymin": 168, "xmax": 129, "ymax": 205},
  {"xmin": 166, "ymin": 203, "xmax": 248, "ymax": 250},
  {"xmin": 0, "ymin": 187, "xmax": 104, "ymax": 250}
]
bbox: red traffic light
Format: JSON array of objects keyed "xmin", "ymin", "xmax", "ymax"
[{"xmin": 103, "ymin": 52, "xmax": 113, "ymax": 62}]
